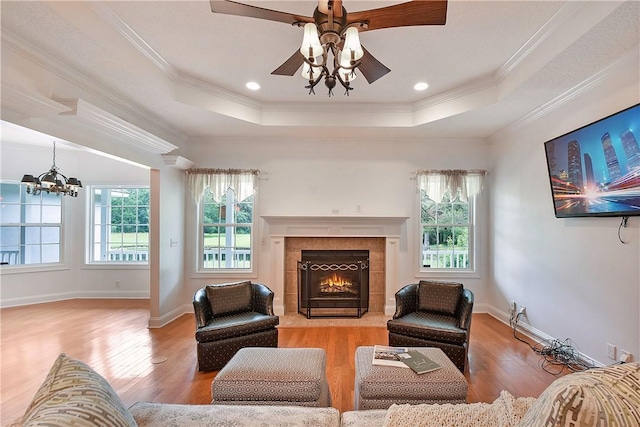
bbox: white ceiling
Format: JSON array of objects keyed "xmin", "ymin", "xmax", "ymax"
[{"xmin": 1, "ymin": 1, "xmax": 639, "ymax": 144}]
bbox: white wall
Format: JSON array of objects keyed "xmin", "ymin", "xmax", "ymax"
[
  {"xmin": 488, "ymin": 63, "xmax": 640, "ymax": 365},
  {"xmin": 1, "ymin": 139, "xmax": 188, "ymax": 328},
  {"xmin": 184, "ymin": 137, "xmax": 492, "ymax": 310},
  {"xmin": 0, "ymin": 142, "xmax": 150, "ymax": 306}
]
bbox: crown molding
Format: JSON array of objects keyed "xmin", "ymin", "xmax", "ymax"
[
  {"xmin": 87, "ymin": 2, "xmax": 174, "ymax": 76},
  {"xmin": 491, "ymin": 48, "xmax": 639, "ymax": 142},
  {"xmin": 494, "ymin": 2, "xmax": 583, "ymax": 83},
  {"xmin": 1, "ymin": 83, "xmax": 72, "ymax": 118},
  {"xmin": 1, "ymin": 28, "xmax": 186, "ymax": 145},
  {"xmin": 162, "ymin": 154, "xmax": 196, "ymax": 170},
  {"xmin": 82, "ymin": 2, "xmax": 504, "ymax": 129},
  {"xmin": 54, "ymin": 98, "xmax": 178, "ymax": 154},
  {"xmin": 88, "ymin": 2, "xmax": 263, "ymax": 112},
  {"xmin": 413, "ymin": 74, "xmax": 497, "ymax": 112}
]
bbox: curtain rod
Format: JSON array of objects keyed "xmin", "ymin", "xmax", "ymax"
[
  {"xmin": 186, "ymin": 168, "xmax": 260, "ymax": 175},
  {"xmin": 410, "ymin": 169, "xmax": 487, "ymax": 180},
  {"xmin": 415, "ymin": 169, "xmax": 487, "ymax": 175}
]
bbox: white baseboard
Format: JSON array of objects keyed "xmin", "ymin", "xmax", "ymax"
[
  {"xmin": 0, "ymin": 290, "xmax": 149, "ymax": 308},
  {"xmin": 148, "ymin": 303, "xmax": 191, "ymax": 329},
  {"xmin": 486, "ymin": 305, "xmax": 603, "ymax": 368}
]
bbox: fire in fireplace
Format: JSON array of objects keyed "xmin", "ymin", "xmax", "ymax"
[{"xmin": 298, "ymin": 250, "xmax": 369, "ymax": 318}]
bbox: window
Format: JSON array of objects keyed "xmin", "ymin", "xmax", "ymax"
[
  {"xmin": 89, "ymin": 187, "xmax": 149, "ymax": 263},
  {"xmin": 200, "ymin": 188, "xmax": 254, "ymax": 270},
  {"xmin": 188, "ymin": 169, "xmax": 258, "ymax": 272},
  {"xmin": 416, "ymin": 169, "xmax": 485, "ymax": 273},
  {"xmin": 0, "ymin": 182, "xmax": 62, "ymax": 266},
  {"xmin": 420, "ymin": 190, "xmax": 472, "ymax": 270}
]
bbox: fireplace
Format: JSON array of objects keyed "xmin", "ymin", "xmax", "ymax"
[{"xmin": 298, "ymin": 250, "xmax": 369, "ymax": 318}]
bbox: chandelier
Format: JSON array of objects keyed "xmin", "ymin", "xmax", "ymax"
[
  {"xmin": 21, "ymin": 141, "xmax": 83, "ymax": 197},
  {"xmin": 297, "ymin": 2, "xmax": 364, "ymax": 96}
]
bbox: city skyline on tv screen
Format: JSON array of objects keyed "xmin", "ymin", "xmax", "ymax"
[{"xmin": 544, "ymin": 104, "xmax": 640, "ymax": 217}]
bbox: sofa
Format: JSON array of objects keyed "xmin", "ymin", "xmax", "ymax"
[{"xmin": 15, "ymin": 353, "xmax": 640, "ymax": 427}]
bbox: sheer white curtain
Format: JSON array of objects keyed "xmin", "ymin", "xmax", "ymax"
[
  {"xmin": 186, "ymin": 169, "xmax": 259, "ymax": 204},
  {"xmin": 416, "ymin": 169, "xmax": 486, "ymax": 202}
]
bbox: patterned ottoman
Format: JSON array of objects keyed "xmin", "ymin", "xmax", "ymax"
[
  {"xmin": 354, "ymin": 346, "xmax": 467, "ymax": 410},
  {"xmin": 211, "ymin": 347, "xmax": 332, "ymax": 407}
]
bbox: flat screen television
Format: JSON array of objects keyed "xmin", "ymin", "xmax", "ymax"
[{"xmin": 544, "ymin": 103, "xmax": 640, "ymax": 218}]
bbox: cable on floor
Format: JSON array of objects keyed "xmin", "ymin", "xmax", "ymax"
[{"xmin": 512, "ymin": 312, "xmax": 594, "ymax": 375}]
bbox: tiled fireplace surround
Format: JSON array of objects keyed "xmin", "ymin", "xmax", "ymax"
[{"xmin": 262, "ymin": 216, "xmax": 408, "ymax": 316}]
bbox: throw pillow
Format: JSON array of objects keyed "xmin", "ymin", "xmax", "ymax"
[
  {"xmin": 21, "ymin": 353, "xmax": 137, "ymax": 427},
  {"xmin": 206, "ymin": 281, "xmax": 253, "ymax": 316},
  {"xmin": 418, "ymin": 280, "xmax": 463, "ymax": 315},
  {"xmin": 518, "ymin": 362, "xmax": 640, "ymax": 427}
]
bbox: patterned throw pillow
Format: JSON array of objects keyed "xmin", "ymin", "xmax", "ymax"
[
  {"xmin": 518, "ymin": 362, "xmax": 640, "ymax": 427},
  {"xmin": 417, "ymin": 280, "xmax": 463, "ymax": 315},
  {"xmin": 21, "ymin": 353, "xmax": 137, "ymax": 427},
  {"xmin": 206, "ymin": 281, "xmax": 253, "ymax": 316}
]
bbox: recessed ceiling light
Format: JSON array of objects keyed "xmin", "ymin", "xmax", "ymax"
[
  {"xmin": 414, "ymin": 82, "xmax": 429, "ymax": 91},
  {"xmin": 246, "ymin": 81, "xmax": 260, "ymax": 91}
]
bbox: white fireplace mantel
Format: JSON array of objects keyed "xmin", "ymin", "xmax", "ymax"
[
  {"xmin": 261, "ymin": 216, "xmax": 408, "ymax": 316},
  {"xmin": 261, "ymin": 215, "xmax": 408, "ymax": 237}
]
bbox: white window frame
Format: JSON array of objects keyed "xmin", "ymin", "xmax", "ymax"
[
  {"xmin": 87, "ymin": 186, "xmax": 150, "ymax": 265},
  {"xmin": 0, "ymin": 181, "xmax": 64, "ymax": 269},
  {"xmin": 417, "ymin": 190, "xmax": 477, "ymax": 276},
  {"xmin": 414, "ymin": 169, "xmax": 485, "ymax": 277},
  {"xmin": 196, "ymin": 187, "xmax": 255, "ymax": 274}
]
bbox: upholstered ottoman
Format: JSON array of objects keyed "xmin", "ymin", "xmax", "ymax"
[
  {"xmin": 354, "ymin": 346, "xmax": 467, "ymax": 410},
  {"xmin": 211, "ymin": 347, "xmax": 332, "ymax": 407}
]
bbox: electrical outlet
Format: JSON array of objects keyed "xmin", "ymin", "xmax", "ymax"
[
  {"xmin": 607, "ymin": 343, "xmax": 616, "ymax": 360},
  {"xmin": 518, "ymin": 306, "xmax": 526, "ymax": 315},
  {"xmin": 620, "ymin": 350, "xmax": 632, "ymax": 363},
  {"xmin": 115, "ymin": 280, "xmax": 121, "ymax": 288},
  {"xmin": 331, "ymin": 209, "xmax": 340, "ymax": 215},
  {"xmin": 510, "ymin": 301, "xmax": 516, "ymax": 314}
]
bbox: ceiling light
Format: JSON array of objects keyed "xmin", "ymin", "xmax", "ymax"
[
  {"xmin": 245, "ymin": 81, "xmax": 261, "ymax": 90},
  {"xmin": 414, "ymin": 82, "xmax": 429, "ymax": 91},
  {"xmin": 298, "ymin": 15, "xmax": 365, "ymax": 97},
  {"xmin": 21, "ymin": 141, "xmax": 82, "ymax": 197}
]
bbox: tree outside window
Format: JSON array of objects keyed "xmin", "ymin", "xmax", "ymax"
[
  {"xmin": 89, "ymin": 187, "xmax": 149, "ymax": 263},
  {"xmin": 420, "ymin": 190, "xmax": 471, "ymax": 270},
  {"xmin": 201, "ymin": 187, "xmax": 253, "ymax": 270}
]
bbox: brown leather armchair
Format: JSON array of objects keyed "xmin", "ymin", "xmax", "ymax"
[
  {"xmin": 386, "ymin": 280, "xmax": 473, "ymax": 372},
  {"xmin": 193, "ymin": 281, "xmax": 279, "ymax": 371}
]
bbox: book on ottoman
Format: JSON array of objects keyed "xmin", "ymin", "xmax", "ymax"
[{"xmin": 397, "ymin": 350, "xmax": 442, "ymax": 374}]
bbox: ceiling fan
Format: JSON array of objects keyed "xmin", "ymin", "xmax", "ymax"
[{"xmin": 210, "ymin": 0, "xmax": 448, "ymax": 96}]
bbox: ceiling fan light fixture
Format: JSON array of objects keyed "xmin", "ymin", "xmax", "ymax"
[
  {"xmin": 317, "ymin": 0, "xmax": 330, "ymax": 15},
  {"xmin": 300, "ymin": 23, "xmax": 322, "ymax": 60},
  {"xmin": 301, "ymin": 61, "xmax": 323, "ymax": 80},
  {"xmin": 212, "ymin": 0, "xmax": 448, "ymax": 96},
  {"xmin": 342, "ymin": 27, "xmax": 363, "ymax": 61},
  {"xmin": 339, "ymin": 68, "xmax": 356, "ymax": 83},
  {"xmin": 338, "ymin": 50, "xmax": 357, "ymax": 82}
]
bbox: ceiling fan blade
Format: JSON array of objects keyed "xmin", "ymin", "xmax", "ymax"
[
  {"xmin": 358, "ymin": 46, "xmax": 391, "ymax": 84},
  {"xmin": 347, "ymin": 0, "xmax": 447, "ymax": 32},
  {"xmin": 210, "ymin": 0, "xmax": 313, "ymax": 25},
  {"xmin": 271, "ymin": 50, "xmax": 305, "ymax": 76}
]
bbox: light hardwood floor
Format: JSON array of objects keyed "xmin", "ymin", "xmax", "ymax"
[{"xmin": 0, "ymin": 299, "xmax": 565, "ymax": 425}]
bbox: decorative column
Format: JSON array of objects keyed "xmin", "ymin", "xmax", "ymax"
[
  {"xmin": 385, "ymin": 237, "xmax": 400, "ymax": 315},
  {"xmin": 269, "ymin": 236, "xmax": 286, "ymax": 315}
]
